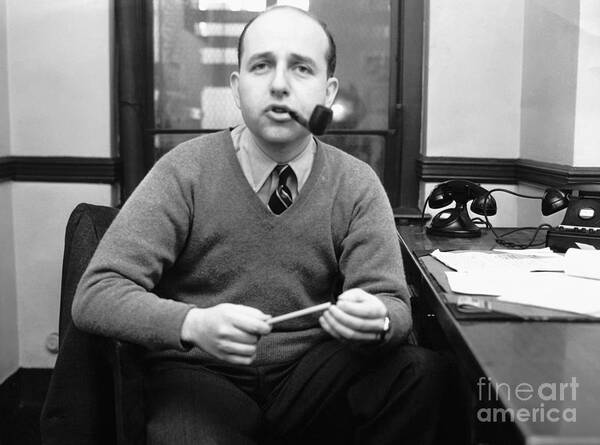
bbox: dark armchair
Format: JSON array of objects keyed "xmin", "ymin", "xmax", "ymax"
[
  {"xmin": 40, "ymin": 203, "xmax": 423, "ymax": 445},
  {"xmin": 40, "ymin": 203, "xmax": 145, "ymax": 445}
]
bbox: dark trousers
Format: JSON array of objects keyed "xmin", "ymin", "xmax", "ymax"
[{"xmin": 144, "ymin": 341, "xmax": 459, "ymax": 445}]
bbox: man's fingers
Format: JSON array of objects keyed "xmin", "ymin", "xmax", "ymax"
[
  {"xmin": 230, "ymin": 313, "xmax": 272, "ymax": 336},
  {"xmin": 222, "ymin": 304, "xmax": 272, "ymax": 335},
  {"xmin": 217, "ymin": 327, "xmax": 260, "ymax": 345},
  {"xmin": 337, "ymin": 289, "xmax": 387, "ymax": 319},
  {"xmin": 233, "ymin": 304, "xmax": 271, "ymax": 320},
  {"xmin": 218, "ymin": 340, "xmax": 257, "ymax": 357},
  {"xmin": 337, "ymin": 289, "xmax": 367, "ymax": 302},
  {"xmin": 223, "ymin": 354, "xmax": 257, "ymax": 366},
  {"xmin": 335, "ymin": 300, "xmax": 385, "ymax": 319},
  {"xmin": 328, "ymin": 305, "xmax": 382, "ymax": 332},
  {"xmin": 319, "ymin": 314, "xmax": 343, "ymax": 340},
  {"xmin": 322, "ymin": 310, "xmax": 378, "ymax": 342}
]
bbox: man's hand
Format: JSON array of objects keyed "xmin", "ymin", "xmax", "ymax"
[
  {"xmin": 319, "ymin": 288, "xmax": 388, "ymax": 343},
  {"xmin": 180, "ymin": 304, "xmax": 272, "ymax": 365}
]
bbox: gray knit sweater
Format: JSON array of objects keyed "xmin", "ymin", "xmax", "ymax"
[{"xmin": 72, "ymin": 130, "xmax": 411, "ymax": 365}]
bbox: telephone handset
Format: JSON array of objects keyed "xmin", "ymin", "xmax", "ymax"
[{"xmin": 425, "ymin": 180, "xmax": 497, "ymax": 237}]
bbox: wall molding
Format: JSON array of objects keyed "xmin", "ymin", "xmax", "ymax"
[
  {"xmin": 1, "ymin": 154, "xmax": 598, "ymax": 189},
  {"xmin": 418, "ymin": 156, "xmax": 600, "ymax": 187},
  {"xmin": 0, "ymin": 156, "xmax": 120, "ymax": 184}
]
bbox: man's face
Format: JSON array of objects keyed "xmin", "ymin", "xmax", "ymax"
[{"xmin": 230, "ymin": 9, "xmax": 338, "ymax": 152}]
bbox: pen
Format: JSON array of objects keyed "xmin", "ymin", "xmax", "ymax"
[{"xmin": 267, "ymin": 302, "xmax": 332, "ymax": 325}]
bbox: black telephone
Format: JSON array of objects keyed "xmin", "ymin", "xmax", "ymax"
[
  {"xmin": 543, "ymin": 185, "xmax": 600, "ymax": 251},
  {"xmin": 425, "ymin": 180, "xmax": 497, "ymax": 237}
]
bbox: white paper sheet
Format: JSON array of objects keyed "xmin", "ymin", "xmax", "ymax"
[
  {"xmin": 445, "ymin": 270, "xmax": 600, "ymax": 316},
  {"xmin": 431, "ymin": 249, "xmax": 565, "ymax": 273},
  {"xmin": 565, "ymin": 248, "xmax": 600, "ymax": 280},
  {"xmin": 445, "ymin": 271, "xmax": 507, "ymax": 296},
  {"xmin": 497, "ymin": 273, "xmax": 600, "ymax": 316}
]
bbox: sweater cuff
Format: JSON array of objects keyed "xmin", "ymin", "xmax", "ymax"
[
  {"xmin": 376, "ymin": 294, "xmax": 412, "ymax": 346},
  {"xmin": 151, "ymin": 301, "xmax": 197, "ymax": 351}
]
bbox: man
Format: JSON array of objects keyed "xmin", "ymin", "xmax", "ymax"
[{"xmin": 73, "ymin": 6, "xmax": 450, "ymax": 444}]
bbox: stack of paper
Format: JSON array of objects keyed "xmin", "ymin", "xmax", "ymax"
[
  {"xmin": 445, "ymin": 271, "xmax": 600, "ymax": 316},
  {"xmin": 432, "ymin": 248, "xmax": 600, "ymax": 317},
  {"xmin": 431, "ymin": 248, "xmax": 565, "ymax": 273}
]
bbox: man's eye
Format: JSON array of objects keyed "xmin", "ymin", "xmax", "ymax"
[
  {"xmin": 251, "ymin": 62, "xmax": 269, "ymax": 72},
  {"xmin": 294, "ymin": 64, "xmax": 312, "ymax": 75}
]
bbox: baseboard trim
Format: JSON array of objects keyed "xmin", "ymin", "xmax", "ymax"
[
  {"xmin": 418, "ymin": 156, "xmax": 600, "ymax": 187},
  {"xmin": 0, "ymin": 156, "xmax": 120, "ymax": 184}
]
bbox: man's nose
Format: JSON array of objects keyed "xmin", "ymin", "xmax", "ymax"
[{"xmin": 270, "ymin": 66, "xmax": 290, "ymax": 97}]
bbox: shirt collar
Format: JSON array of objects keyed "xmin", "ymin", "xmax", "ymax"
[{"xmin": 231, "ymin": 124, "xmax": 316, "ymax": 192}]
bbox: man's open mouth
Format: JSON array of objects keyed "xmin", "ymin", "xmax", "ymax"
[
  {"xmin": 269, "ymin": 105, "xmax": 291, "ymax": 114},
  {"xmin": 266, "ymin": 106, "xmax": 295, "ymax": 122}
]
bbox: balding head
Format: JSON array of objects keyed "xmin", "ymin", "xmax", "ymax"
[{"xmin": 237, "ymin": 6, "xmax": 336, "ymax": 78}]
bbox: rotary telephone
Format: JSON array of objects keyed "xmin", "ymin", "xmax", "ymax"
[
  {"xmin": 543, "ymin": 186, "xmax": 600, "ymax": 251},
  {"xmin": 425, "ymin": 180, "xmax": 497, "ymax": 238}
]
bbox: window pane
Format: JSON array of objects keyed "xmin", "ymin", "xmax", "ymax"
[
  {"xmin": 318, "ymin": 134, "xmax": 386, "ymax": 179},
  {"xmin": 313, "ymin": 0, "xmax": 391, "ymax": 130},
  {"xmin": 154, "ymin": 133, "xmax": 201, "ymax": 160},
  {"xmin": 153, "ymin": 0, "xmax": 391, "ymax": 130}
]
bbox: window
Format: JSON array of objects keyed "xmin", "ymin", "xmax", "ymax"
[
  {"xmin": 152, "ymin": 0, "xmax": 395, "ymax": 177},
  {"xmin": 117, "ymin": 0, "xmax": 423, "ymax": 208}
]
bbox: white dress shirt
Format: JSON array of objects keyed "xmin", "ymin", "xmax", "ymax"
[{"xmin": 230, "ymin": 125, "xmax": 316, "ymax": 210}]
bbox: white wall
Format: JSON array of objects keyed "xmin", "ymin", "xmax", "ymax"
[
  {"xmin": 0, "ymin": 0, "xmax": 9, "ymax": 154},
  {"xmin": 7, "ymin": 0, "xmax": 112, "ymax": 156},
  {"xmin": 1, "ymin": 0, "xmax": 115, "ymax": 372},
  {"xmin": 423, "ymin": 0, "xmax": 600, "ymax": 229},
  {"xmin": 424, "ymin": 0, "xmax": 524, "ymax": 159},
  {"xmin": 13, "ymin": 183, "xmax": 112, "ymax": 368},
  {"xmin": 573, "ymin": 0, "xmax": 600, "ymax": 167},
  {"xmin": 0, "ymin": 183, "xmax": 19, "ymax": 383},
  {"xmin": 0, "ymin": 0, "xmax": 19, "ymax": 384},
  {"xmin": 519, "ymin": 0, "xmax": 580, "ymax": 165},
  {"xmin": 425, "ymin": 0, "xmax": 584, "ymax": 165}
]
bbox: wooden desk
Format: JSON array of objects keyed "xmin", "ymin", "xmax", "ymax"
[{"xmin": 398, "ymin": 225, "xmax": 600, "ymax": 445}]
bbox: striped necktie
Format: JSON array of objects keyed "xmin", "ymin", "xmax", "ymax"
[{"xmin": 268, "ymin": 164, "xmax": 294, "ymax": 214}]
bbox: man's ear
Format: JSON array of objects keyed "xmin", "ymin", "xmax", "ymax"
[
  {"xmin": 230, "ymin": 71, "xmax": 241, "ymax": 108},
  {"xmin": 325, "ymin": 77, "xmax": 339, "ymax": 108}
]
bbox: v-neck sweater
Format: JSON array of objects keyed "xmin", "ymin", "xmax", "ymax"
[{"xmin": 73, "ymin": 130, "xmax": 411, "ymax": 365}]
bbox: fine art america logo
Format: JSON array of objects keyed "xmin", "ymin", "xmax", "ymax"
[{"xmin": 477, "ymin": 377, "xmax": 578, "ymax": 423}]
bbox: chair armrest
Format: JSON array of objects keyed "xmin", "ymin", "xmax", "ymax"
[
  {"xmin": 102, "ymin": 339, "xmax": 146, "ymax": 445},
  {"xmin": 42, "ymin": 326, "xmax": 146, "ymax": 445}
]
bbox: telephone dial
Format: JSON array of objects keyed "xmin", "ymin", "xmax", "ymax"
[{"xmin": 425, "ymin": 180, "xmax": 497, "ymax": 237}]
